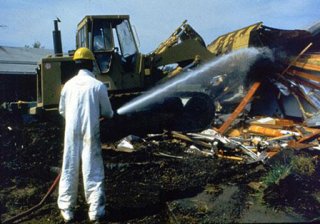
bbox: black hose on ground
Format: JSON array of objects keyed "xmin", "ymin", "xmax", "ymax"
[{"xmin": 2, "ymin": 172, "xmax": 61, "ymax": 224}]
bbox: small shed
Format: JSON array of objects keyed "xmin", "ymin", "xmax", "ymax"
[{"xmin": 0, "ymin": 46, "xmax": 53, "ymax": 103}]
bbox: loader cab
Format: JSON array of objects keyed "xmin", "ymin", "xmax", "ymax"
[{"xmin": 76, "ymin": 15, "xmax": 143, "ymax": 90}]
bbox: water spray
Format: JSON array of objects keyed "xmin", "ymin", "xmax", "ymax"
[{"xmin": 117, "ymin": 47, "xmax": 273, "ymax": 115}]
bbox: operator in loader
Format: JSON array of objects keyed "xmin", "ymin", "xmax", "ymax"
[{"xmin": 57, "ymin": 47, "xmax": 114, "ymax": 223}]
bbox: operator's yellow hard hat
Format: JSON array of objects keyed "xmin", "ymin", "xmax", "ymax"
[{"xmin": 73, "ymin": 47, "xmax": 95, "ymax": 61}]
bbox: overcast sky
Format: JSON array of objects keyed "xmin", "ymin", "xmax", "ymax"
[{"xmin": 1, "ymin": 0, "xmax": 319, "ymax": 53}]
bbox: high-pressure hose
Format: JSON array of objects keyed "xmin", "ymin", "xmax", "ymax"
[{"xmin": 2, "ymin": 173, "xmax": 61, "ymax": 224}]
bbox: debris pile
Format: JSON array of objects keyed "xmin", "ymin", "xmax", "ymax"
[
  {"xmin": 101, "ymin": 46, "xmax": 320, "ymax": 221},
  {"xmin": 113, "ymin": 115, "xmax": 320, "ymax": 164}
]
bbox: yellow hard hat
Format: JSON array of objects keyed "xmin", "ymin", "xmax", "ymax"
[{"xmin": 73, "ymin": 47, "xmax": 95, "ymax": 61}]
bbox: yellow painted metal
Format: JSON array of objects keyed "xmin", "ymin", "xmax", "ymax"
[
  {"xmin": 77, "ymin": 15, "xmax": 130, "ymax": 32},
  {"xmin": 207, "ymin": 22, "xmax": 263, "ymax": 56},
  {"xmin": 32, "ymin": 55, "xmax": 75, "ymax": 114},
  {"xmin": 41, "ymin": 57, "xmax": 68, "ymax": 107}
]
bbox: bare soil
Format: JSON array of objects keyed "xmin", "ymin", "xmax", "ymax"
[{"xmin": 1, "ymin": 110, "xmax": 320, "ymax": 223}]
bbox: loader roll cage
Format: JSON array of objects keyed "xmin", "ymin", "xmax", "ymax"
[{"xmin": 76, "ymin": 15, "xmax": 139, "ymax": 74}]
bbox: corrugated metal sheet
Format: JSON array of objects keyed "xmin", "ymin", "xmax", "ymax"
[
  {"xmin": 0, "ymin": 46, "xmax": 53, "ymax": 75},
  {"xmin": 207, "ymin": 23, "xmax": 263, "ymax": 56}
]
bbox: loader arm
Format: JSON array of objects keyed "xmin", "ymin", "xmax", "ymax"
[{"xmin": 146, "ymin": 21, "xmax": 213, "ymax": 72}]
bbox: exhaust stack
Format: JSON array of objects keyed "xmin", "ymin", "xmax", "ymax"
[{"xmin": 53, "ymin": 19, "xmax": 63, "ymax": 56}]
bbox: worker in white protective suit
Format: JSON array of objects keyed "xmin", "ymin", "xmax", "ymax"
[{"xmin": 58, "ymin": 47, "xmax": 114, "ymax": 223}]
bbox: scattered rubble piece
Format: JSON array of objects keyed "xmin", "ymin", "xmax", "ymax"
[
  {"xmin": 125, "ymin": 112, "xmax": 320, "ymax": 165},
  {"xmin": 112, "ymin": 135, "xmax": 143, "ymax": 153},
  {"xmin": 306, "ymin": 111, "xmax": 320, "ymax": 127},
  {"xmin": 116, "ymin": 139, "xmax": 135, "ymax": 153},
  {"xmin": 116, "ymin": 136, "xmax": 136, "ymax": 153},
  {"xmin": 186, "ymin": 145, "xmax": 214, "ymax": 157}
]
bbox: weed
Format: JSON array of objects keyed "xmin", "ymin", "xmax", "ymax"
[
  {"xmin": 250, "ymin": 163, "xmax": 291, "ymax": 205},
  {"xmin": 262, "ymin": 164, "xmax": 292, "ymax": 186},
  {"xmin": 291, "ymin": 156, "xmax": 315, "ymax": 176}
]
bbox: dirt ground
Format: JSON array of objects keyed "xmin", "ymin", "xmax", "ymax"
[{"xmin": 1, "ymin": 110, "xmax": 320, "ymax": 223}]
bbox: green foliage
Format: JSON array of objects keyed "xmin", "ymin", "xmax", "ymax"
[
  {"xmin": 261, "ymin": 155, "xmax": 315, "ymax": 188},
  {"xmin": 262, "ymin": 164, "xmax": 292, "ymax": 186},
  {"xmin": 291, "ymin": 156, "xmax": 315, "ymax": 176},
  {"xmin": 25, "ymin": 41, "xmax": 44, "ymax": 48},
  {"xmin": 32, "ymin": 41, "xmax": 42, "ymax": 48}
]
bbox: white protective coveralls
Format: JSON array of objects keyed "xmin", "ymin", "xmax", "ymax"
[{"xmin": 58, "ymin": 69, "xmax": 113, "ymax": 220}]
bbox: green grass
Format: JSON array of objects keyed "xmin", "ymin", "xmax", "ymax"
[{"xmin": 262, "ymin": 164, "xmax": 292, "ymax": 186}]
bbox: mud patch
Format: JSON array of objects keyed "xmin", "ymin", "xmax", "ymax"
[{"xmin": 167, "ymin": 184, "xmax": 246, "ymax": 223}]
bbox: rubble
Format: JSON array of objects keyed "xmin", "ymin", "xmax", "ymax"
[{"xmin": 112, "ymin": 115, "xmax": 319, "ymax": 165}]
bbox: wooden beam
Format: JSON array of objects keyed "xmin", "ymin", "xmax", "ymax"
[
  {"xmin": 281, "ymin": 42, "xmax": 313, "ymax": 76},
  {"xmin": 298, "ymin": 130, "xmax": 320, "ymax": 143},
  {"xmin": 292, "ymin": 61, "xmax": 320, "ymax": 72},
  {"xmin": 218, "ymin": 81, "xmax": 261, "ymax": 134},
  {"xmin": 287, "ymin": 68, "xmax": 320, "ymax": 83}
]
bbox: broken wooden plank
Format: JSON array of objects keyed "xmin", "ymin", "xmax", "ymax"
[
  {"xmin": 287, "ymin": 68, "xmax": 320, "ymax": 83},
  {"xmin": 218, "ymin": 81, "xmax": 261, "ymax": 134},
  {"xmin": 281, "ymin": 42, "xmax": 313, "ymax": 76},
  {"xmin": 154, "ymin": 152, "xmax": 184, "ymax": 159},
  {"xmin": 250, "ymin": 117, "xmax": 295, "ymax": 128},
  {"xmin": 248, "ymin": 125, "xmax": 283, "ymax": 137},
  {"xmin": 266, "ymin": 151, "xmax": 280, "ymax": 158},
  {"xmin": 291, "ymin": 61, "xmax": 320, "ymax": 72},
  {"xmin": 217, "ymin": 153, "xmax": 244, "ymax": 161},
  {"xmin": 171, "ymin": 131, "xmax": 212, "ymax": 149},
  {"xmin": 297, "ymin": 130, "xmax": 320, "ymax": 143},
  {"xmin": 287, "ymin": 140, "xmax": 316, "ymax": 150},
  {"xmin": 266, "ymin": 134, "xmax": 296, "ymax": 142}
]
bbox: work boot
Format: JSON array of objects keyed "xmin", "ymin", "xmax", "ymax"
[{"xmin": 60, "ymin": 209, "xmax": 74, "ymax": 223}]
